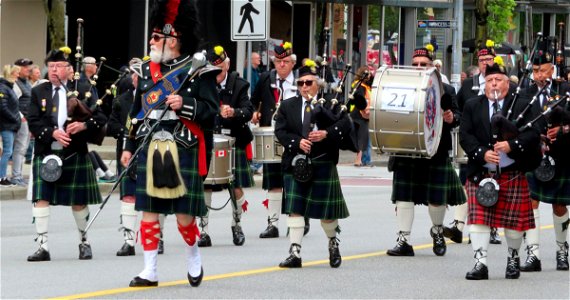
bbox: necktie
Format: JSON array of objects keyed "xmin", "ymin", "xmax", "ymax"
[
  {"xmin": 302, "ymin": 100, "xmax": 312, "ymax": 137},
  {"xmin": 541, "ymin": 89, "xmax": 549, "ymax": 110},
  {"xmin": 52, "ymin": 87, "xmax": 60, "ymax": 124},
  {"xmin": 278, "ymin": 78, "xmax": 285, "ymax": 100}
]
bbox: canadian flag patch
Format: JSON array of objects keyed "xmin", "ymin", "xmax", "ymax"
[{"xmin": 217, "ymin": 150, "xmax": 226, "ymax": 157}]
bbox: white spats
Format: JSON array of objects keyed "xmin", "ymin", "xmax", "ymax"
[
  {"xmin": 138, "ymin": 250, "xmax": 159, "ymax": 282},
  {"xmin": 287, "ymin": 216, "xmax": 305, "ymax": 256},
  {"xmin": 524, "ymin": 209, "xmax": 541, "ymax": 258},
  {"xmin": 120, "ymin": 202, "xmax": 138, "ymax": 246},
  {"xmin": 185, "ymin": 243, "xmax": 202, "ymax": 277},
  {"xmin": 32, "ymin": 206, "xmax": 50, "ymax": 250},
  {"xmin": 453, "ymin": 203, "xmax": 468, "ymax": 231},
  {"xmin": 470, "ymin": 224, "xmax": 491, "ymax": 265}
]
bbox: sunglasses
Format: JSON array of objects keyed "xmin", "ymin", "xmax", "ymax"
[
  {"xmin": 151, "ymin": 34, "xmax": 168, "ymax": 42},
  {"xmin": 296, "ymin": 80, "xmax": 314, "ymax": 87},
  {"xmin": 412, "ymin": 62, "xmax": 429, "ymax": 67}
]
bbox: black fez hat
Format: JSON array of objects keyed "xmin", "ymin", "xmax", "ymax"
[
  {"xmin": 14, "ymin": 58, "xmax": 33, "ymax": 66},
  {"xmin": 149, "ymin": 0, "xmax": 201, "ymax": 54},
  {"xmin": 478, "ymin": 39, "xmax": 496, "ymax": 57},
  {"xmin": 274, "ymin": 42, "xmax": 293, "ymax": 59},
  {"xmin": 532, "ymin": 39, "xmax": 554, "ymax": 65},
  {"xmin": 485, "ymin": 56, "xmax": 507, "ymax": 77},
  {"xmin": 413, "ymin": 44, "xmax": 435, "ymax": 61},
  {"xmin": 44, "ymin": 49, "xmax": 68, "ymax": 65},
  {"xmin": 207, "ymin": 45, "xmax": 228, "ymax": 65},
  {"xmin": 298, "ymin": 59, "xmax": 319, "ymax": 78}
]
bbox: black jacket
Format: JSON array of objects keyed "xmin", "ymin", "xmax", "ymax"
[
  {"xmin": 215, "ymin": 71, "xmax": 254, "ymax": 148},
  {"xmin": 107, "ymin": 87, "xmax": 134, "ymax": 158},
  {"xmin": 28, "ymin": 81, "xmax": 108, "ymax": 156},
  {"xmin": 274, "ymin": 95, "xmax": 352, "ymax": 171},
  {"xmin": 459, "ymin": 92, "xmax": 541, "ymax": 181},
  {"xmin": 0, "ymin": 78, "xmax": 21, "ymax": 132},
  {"xmin": 251, "ymin": 69, "xmax": 296, "ymax": 126},
  {"xmin": 14, "ymin": 77, "xmax": 32, "ymax": 118}
]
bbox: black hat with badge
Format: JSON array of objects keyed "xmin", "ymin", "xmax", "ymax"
[
  {"xmin": 412, "ymin": 43, "xmax": 435, "ymax": 61},
  {"xmin": 274, "ymin": 42, "xmax": 293, "ymax": 59},
  {"xmin": 207, "ymin": 45, "xmax": 228, "ymax": 65},
  {"xmin": 297, "ymin": 59, "xmax": 318, "ymax": 77},
  {"xmin": 149, "ymin": 0, "xmax": 201, "ymax": 54},
  {"xmin": 532, "ymin": 38, "xmax": 554, "ymax": 65},
  {"xmin": 485, "ymin": 56, "xmax": 508, "ymax": 77},
  {"xmin": 44, "ymin": 49, "xmax": 68, "ymax": 65}
]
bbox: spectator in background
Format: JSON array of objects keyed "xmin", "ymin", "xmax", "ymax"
[
  {"xmin": 10, "ymin": 58, "xmax": 34, "ymax": 186},
  {"xmin": 29, "ymin": 65, "xmax": 43, "ymax": 87},
  {"xmin": 81, "ymin": 56, "xmax": 99, "ymax": 99},
  {"xmin": 433, "ymin": 59, "xmax": 450, "ymax": 84},
  {"xmin": 465, "ymin": 65, "xmax": 480, "ymax": 78},
  {"xmin": 243, "ymin": 52, "xmax": 263, "ymax": 94},
  {"xmin": 460, "ymin": 71, "xmax": 467, "ymax": 83},
  {"xmin": 0, "ymin": 65, "xmax": 22, "ymax": 186}
]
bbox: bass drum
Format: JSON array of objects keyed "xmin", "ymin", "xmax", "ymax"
[
  {"xmin": 369, "ymin": 65, "xmax": 443, "ymax": 158},
  {"xmin": 204, "ymin": 134, "xmax": 235, "ymax": 185}
]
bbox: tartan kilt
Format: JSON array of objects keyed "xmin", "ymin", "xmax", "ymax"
[
  {"xmin": 391, "ymin": 157, "xmax": 466, "ymax": 206},
  {"xmin": 262, "ymin": 162, "xmax": 283, "ymax": 190},
  {"xmin": 120, "ymin": 174, "xmax": 136, "ymax": 198},
  {"xmin": 282, "ymin": 160, "xmax": 349, "ymax": 220},
  {"xmin": 31, "ymin": 152, "xmax": 102, "ymax": 206},
  {"xmin": 135, "ymin": 144, "xmax": 207, "ymax": 217},
  {"xmin": 526, "ymin": 165, "xmax": 570, "ymax": 205},
  {"xmin": 204, "ymin": 147, "xmax": 254, "ymax": 190},
  {"xmin": 466, "ymin": 171, "xmax": 535, "ymax": 231}
]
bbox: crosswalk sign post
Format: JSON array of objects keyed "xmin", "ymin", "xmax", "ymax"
[{"xmin": 232, "ymin": 0, "xmax": 269, "ymax": 41}]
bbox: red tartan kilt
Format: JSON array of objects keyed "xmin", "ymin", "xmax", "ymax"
[{"xmin": 466, "ymin": 171, "xmax": 535, "ymax": 231}]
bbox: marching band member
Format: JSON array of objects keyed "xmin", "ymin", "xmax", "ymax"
[
  {"xmin": 460, "ymin": 57, "xmax": 541, "ymax": 280},
  {"xmin": 386, "ymin": 45, "xmax": 465, "ymax": 257},
  {"xmin": 520, "ymin": 41, "xmax": 570, "ymax": 272},
  {"xmin": 447, "ymin": 40, "xmax": 504, "ymax": 244},
  {"xmin": 26, "ymin": 49, "xmax": 106, "ymax": 261},
  {"xmin": 274, "ymin": 59, "xmax": 350, "ymax": 268},
  {"xmin": 121, "ymin": 0, "xmax": 218, "ymax": 287},
  {"xmin": 197, "ymin": 45, "xmax": 254, "ymax": 247},
  {"xmin": 251, "ymin": 42, "xmax": 304, "ymax": 238}
]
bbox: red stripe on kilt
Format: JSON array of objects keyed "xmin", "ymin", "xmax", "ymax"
[
  {"xmin": 180, "ymin": 118, "xmax": 207, "ymax": 176},
  {"xmin": 466, "ymin": 171, "xmax": 535, "ymax": 231}
]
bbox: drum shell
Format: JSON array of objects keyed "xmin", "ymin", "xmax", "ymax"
[
  {"xmin": 451, "ymin": 128, "xmax": 467, "ymax": 164},
  {"xmin": 252, "ymin": 127, "xmax": 283, "ymax": 163},
  {"xmin": 369, "ymin": 66, "xmax": 443, "ymax": 158},
  {"xmin": 204, "ymin": 134, "xmax": 235, "ymax": 185}
]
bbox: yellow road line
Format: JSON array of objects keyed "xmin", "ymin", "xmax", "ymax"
[{"xmin": 50, "ymin": 225, "xmax": 554, "ymax": 300}]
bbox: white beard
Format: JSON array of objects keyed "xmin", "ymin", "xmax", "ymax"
[{"xmin": 149, "ymin": 45, "xmax": 175, "ymax": 64}]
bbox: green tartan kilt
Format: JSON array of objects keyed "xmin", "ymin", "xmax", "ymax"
[
  {"xmin": 283, "ymin": 160, "xmax": 349, "ymax": 220},
  {"xmin": 526, "ymin": 165, "xmax": 570, "ymax": 205},
  {"xmin": 32, "ymin": 152, "xmax": 102, "ymax": 206},
  {"xmin": 204, "ymin": 147, "xmax": 254, "ymax": 190},
  {"xmin": 262, "ymin": 162, "xmax": 283, "ymax": 190},
  {"xmin": 135, "ymin": 144, "xmax": 207, "ymax": 216},
  {"xmin": 391, "ymin": 156, "xmax": 466, "ymax": 206},
  {"xmin": 120, "ymin": 173, "xmax": 136, "ymax": 198}
]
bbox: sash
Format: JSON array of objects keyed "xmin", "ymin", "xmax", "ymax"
[{"xmin": 135, "ymin": 63, "xmax": 189, "ymax": 120}]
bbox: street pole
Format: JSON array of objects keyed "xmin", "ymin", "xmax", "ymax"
[{"xmin": 451, "ymin": 0, "xmax": 463, "ymax": 92}]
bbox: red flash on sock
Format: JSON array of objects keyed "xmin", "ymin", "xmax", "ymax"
[
  {"xmin": 140, "ymin": 221, "xmax": 160, "ymax": 251},
  {"xmin": 262, "ymin": 199, "xmax": 268, "ymax": 209},
  {"xmin": 178, "ymin": 221, "xmax": 200, "ymax": 246},
  {"xmin": 242, "ymin": 200, "xmax": 249, "ymax": 212}
]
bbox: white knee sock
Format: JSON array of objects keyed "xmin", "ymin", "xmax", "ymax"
[
  {"xmin": 505, "ymin": 229, "xmax": 524, "ymax": 257},
  {"xmin": 321, "ymin": 220, "xmax": 338, "ymax": 239},
  {"xmin": 200, "ymin": 191, "xmax": 212, "ymax": 234},
  {"xmin": 72, "ymin": 207, "xmax": 90, "ymax": 242},
  {"xmin": 139, "ymin": 250, "xmax": 158, "ymax": 281},
  {"xmin": 120, "ymin": 202, "xmax": 137, "ymax": 246},
  {"xmin": 268, "ymin": 191, "xmax": 282, "ymax": 226},
  {"xmin": 232, "ymin": 194, "xmax": 246, "ymax": 227},
  {"xmin": 428, "ymin": 204, "xmax": 446, "ymax": 226},
  {"xmin": 33, "ymin": 206, "xmax": 50, "ymax": 250},
  {"xmin": 470, "ymin": 224, "xmax": 491, "ymax": 265},
  {"xmin": 396, "ymin": 201, "xmax": 414, "ymax": 240},
  {"xmin": 287, "ymin": 216, "xmax": 305, "ymax": 257},
  {"xmin": 554, "ymin": 210, "xmax": 569, "ymax": 245},
  {"xmin": 525, "ymin": 209, "xmax": 541, "ymax": 258},
  {"xmin": 185, "ymin": 243, "xmax": 202, "ymax": 277},
  {"xmin": 453, "ymin": 202, "xmax": 468, "ymax": 231}
]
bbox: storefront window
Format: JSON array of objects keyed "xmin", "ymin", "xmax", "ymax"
[{"xmin": 416, "ymin": 7, "xmax": 449, "ymax": 62}]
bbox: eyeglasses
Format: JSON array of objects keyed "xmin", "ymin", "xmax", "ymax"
[
  {"xmin": 275, "ymin": 59, "xmax": 293, "ymax": 65},
  {"xmin": 412, "ymin": 62, "xmax": 429, "ymax": 67},
  {"xmin": 478, "ymin": 57, "xmax": 494, "ymax": 63},
  {"xmin": 296, "ymin": 80, "xmax": 314, "ymax": 87},
  {"xmin": 47, "ymin": 64, "xmax": 68, "ymax": 70}
]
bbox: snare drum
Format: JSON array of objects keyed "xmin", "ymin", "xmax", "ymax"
[
  {"xmin": 369, "ymin": 65, "xmax": 443, "ymax": 158},
  {"xmin": 204, "ymin": 134, "xmax": 235, "ymax": 185},
  {"xmin": 252, "ymin": 127, "xmax": 283, "ymax": 163},
  {"xmin": 451, "ymin": 128, "xmax": 468, "ymax": 164}
]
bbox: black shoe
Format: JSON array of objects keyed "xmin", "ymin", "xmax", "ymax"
[
  {"xmin": 116, "ymin": 242, "xmax": 135, "ymax": 256},
  {"xmin": 520, "ymin": 255, "xmax": 542, "ymax": 272},
  {"xmin": 465, "ymin": 262, "xmax": 489, "ymax": 280},
  {"xmin": 198, "ymin": 233, "xmax": 212, "ymax": 247},
  {"xmin": 187, "ymin": 267, "xmax": 204, "ymax": 287},
  {"xmin": 490, "ymin": 228, "xmax": 502, "ymax": 244},
  {"xmin": 328, "ymin": 238, "xmax": 342, "ymax": 268},
  {"xmin": 443, "ymin": 224, "xmax": 463, "ymax": 244},
  {"xmin": 79, "ymin": 243, "xmax": 93, "ymax": 260},
  {"xmin": 279, "ymin": 254, "xmax": 302, "ymax": 268},
  {"xmin": 232, "ymin": 226, "xmax": 245, "ymax": 246},
  {"xmin": 259, "ymin": 225, "xmax": 279, "ymax": 238},
  {"xmin": 303, "ymin": 217, "xmax": 310, "ymax": 236},
  {"xmin": 129, "ymin": 276, "xmax": 158, "ymax": 287},
  {"xmin": 387, "ymin": 234, "xmax": 415, "ymax": 257},
  {"xmin": 27, "ymin": 247, "xmax": 51, "ymax": 262},
  {"xmin": 431, "ymin": 227, "xmax": 447, "ymax": 256},
  {"xmin": 505, "ymin": 256, "xmax": 521, "ymax": 279},
  {"xmin": 556, "ymin": 242, "xmax": 569, "ymax": 271},
  {"xmin": 157, "ymin": 239, "xmax": 164, "ymax": 254}
]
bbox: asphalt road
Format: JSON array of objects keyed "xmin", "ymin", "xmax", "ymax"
[{"xmin": 1, "ymin": 165, "xmax": 568, "ymax": 299}]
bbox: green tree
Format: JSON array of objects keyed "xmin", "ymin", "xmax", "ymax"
[
  {"xmin": 43, "ymin": 0, "xmax": 66, "ymax": 49},
  {"xmin": 474, "ymin": 0, "xmax": 516, "ymax": 63}
]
